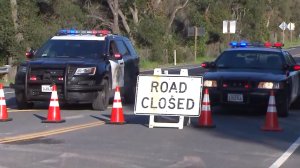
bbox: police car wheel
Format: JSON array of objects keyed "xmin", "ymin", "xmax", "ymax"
[
  {"xmin": 277, "ymin": 96, "xmax": 289, "ymax": 118},
  {"xmin": 92, "ymin": 80, "xmax": 109, "ymax": 111},
  {"xmin": 15, "ymin": 91, "xmax": 34, "ymax": 109}
]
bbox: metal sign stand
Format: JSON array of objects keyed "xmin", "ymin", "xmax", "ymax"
[{"xmin": 148, "ymin": 68, "xmax": 188, "ymax": 129}]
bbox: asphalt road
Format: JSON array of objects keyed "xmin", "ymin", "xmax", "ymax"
[{"xmin": 0, "ymin": 47, "xmax": 300, "ymax": 168}]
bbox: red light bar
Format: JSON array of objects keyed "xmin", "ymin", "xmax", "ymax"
[
  {"xmin": 98, "ymin": 30, "xmax": 110, "ymax": 35},
  {"xmin": 273, "ymin": 42, "xmax": 283, "ymax": 48},
  {"xmin": 264, "ymin": 42, "xmax": 272, "ymax": 48},
  {"xmin": 92, "ymin": 30, "xmax": 98, "ymax": 35}
]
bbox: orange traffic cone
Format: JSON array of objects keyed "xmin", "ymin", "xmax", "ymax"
[
  {"xmin": 108, "ymin": 86, "xmax": 125, "ymax": 124},
  {"xmin": 42, "ymin": 84, "xmax": 65, "ymax": 123},
  {"xmin": 261, "ymin": 90, "xmax": 282, "ymax": 131},
  {"xmin": 198, "ymin": 88, "xmax": 215, "ymax": 128},
  {"xmin": 0, "ymin": 83, "xmax": 12, "ymax": 122}
]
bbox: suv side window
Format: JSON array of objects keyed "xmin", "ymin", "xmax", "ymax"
[
  {"xmin": 109, "ymin": 40, "xmax": 118, "ymax": 56},
  {"xmin": 115, "ymin": 40, "xmax": 129, "ymax": 56},
  {"xmin": 284, "ymin": 51, "xmax": 296, "ymax": 65}
]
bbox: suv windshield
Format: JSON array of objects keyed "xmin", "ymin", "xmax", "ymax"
[
  {"xmin": 216, "ymin": 50, "xmax": 283, "ymax": 70},
  {"xmin": 35, "ymin": 40, "xmax": 106, "ymax": 59}
]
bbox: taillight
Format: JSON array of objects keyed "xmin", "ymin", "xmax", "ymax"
[
  {"xmin": 222, "ymin": 83, "xmax": 228, "ymax": 88},
  {"xmin": 58, "ymin": 77, "xmax": 64, "ymax": 81},
  {"xmin": 244, "ymin": 83, "xmax": 251, "ymax": 89},
  {"xmin": 30, "ymin": 75, "xmax": 37, "ymax": 81}
]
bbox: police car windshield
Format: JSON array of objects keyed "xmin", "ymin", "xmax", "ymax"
[
  {"xmin": 35, "ymin": 40, "xmax": 105, "ymax": 59},
  {"xmin": 216, "ymin": 50, "xmax": 283, "ymax": 70}
]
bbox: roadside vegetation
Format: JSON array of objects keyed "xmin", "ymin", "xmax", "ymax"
[{"xmin": 1, "ymin": 0, "xmax": 300, "ymax": 77}]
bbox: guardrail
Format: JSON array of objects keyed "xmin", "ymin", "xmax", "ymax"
[{"xmin": 0, "ymin": 65, "xmax": 11, "ymax": 75}]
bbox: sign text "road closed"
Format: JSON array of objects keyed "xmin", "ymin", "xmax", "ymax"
[{"xmin": 134, "ymin": 75, "xmax": 203, "ymax": 116}]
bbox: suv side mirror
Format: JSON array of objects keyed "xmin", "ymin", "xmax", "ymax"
[
  {"xmin": 25, "ymin": 49, "xmax": 35, "ymax": 59},
  {"xmin": 201, "ymin": 62, "xmax": 215, "ymax": 69},
  {"xmin": 283, "ymin": 64, "xmax": 300, "ymax": 71},
  {"xmin": 113, "ymin": 53, "xmax": 123, "ymax": 60},
  {"xmin": 293, "ymin": 64, "xmax": 300, "ymax": 71}
]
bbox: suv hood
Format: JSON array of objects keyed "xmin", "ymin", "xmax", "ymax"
[
  {"xmin": 26, "ymin": 58, "xmax": 104, "ymax": 67},
  {"xmin": 204, "ymin": 69, "xmax": 286, "ymax": 82}
]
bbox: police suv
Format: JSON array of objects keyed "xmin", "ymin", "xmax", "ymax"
[
  {"xmin": 201, "ymin": 41, "xmax": 300, "ymax": 117},
  {"xmin": 13, "ymin": 29, "xmax": 139, "ymax": 110}
]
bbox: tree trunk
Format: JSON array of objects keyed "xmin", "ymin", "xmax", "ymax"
[
  {"xmin": 107, "ymin": 0, "xmax": 120, "ymax": 34},
  {"xmin": 129, "ymin": 2, "xmax": 139, "ymax": 25},
  {"xmin": 10, "ymin": 0, "xmax": 23, "ymax": 43},
  {"xmin": 167, "ymin": 0, "xmax": 189, "ymax": 33}
]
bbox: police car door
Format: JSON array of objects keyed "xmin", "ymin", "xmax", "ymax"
[
  {"xmin": 284, "ymin": 51, "xmax": 300, "ymax": 102},
  {"xmin": 108, "ymin": 40, "xmax": 125, "ymax": 89},
  {"xmin": 114, "ymin": 39, "xmax": 136, "ymax": 90}
]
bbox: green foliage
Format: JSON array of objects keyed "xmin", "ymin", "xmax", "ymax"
[
  {"xmin": 1, "ymin": 0, "xmax": 300, "ymax": 67},
  {"xmin": 0, "ymin": 0, "xmax": 16, "ymax": 64}
]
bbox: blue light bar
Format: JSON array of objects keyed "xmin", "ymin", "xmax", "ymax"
[
  {"xmin": 57, "ymin": 29, "xmax": 111, "ymax": 36},
  {"xmin": 230, "ymin": 41, "xmax": 238, "ymax": 48},
  {"xmin": 239, "ymin": 42, "xmax": 247, "ymax": 47}
]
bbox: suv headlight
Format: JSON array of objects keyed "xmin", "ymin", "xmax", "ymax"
[
  {"xmin": 74, "ymin": 67, "xmax": 96, "ymax": 75},
  {"xmin": 204, "ymin": 80, "xmax": 217, "ymax": 87},
  {"xmin": 258, "ymin": 82, "xmax": 281, "ymax": 89}
]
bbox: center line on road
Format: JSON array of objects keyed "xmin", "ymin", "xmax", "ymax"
[
  {"xmin": 269, "ymin": 136, "xmax": 300, "ymax": 168},
  {"xmin": 0, "ymin": 121, "xmax": 105, "ymax": 144}
]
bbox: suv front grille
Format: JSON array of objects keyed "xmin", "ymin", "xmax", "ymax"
[
  {"xmin": 222, "ymin": 80, "xmax": 251, "ymax": 89},
  {"xmin": 27, "ymin": 67, "xmax": 65, "ymax": 99},
  {"xmin": 29, "ymin": 67, "xmax": 65, "ymax": 83}
]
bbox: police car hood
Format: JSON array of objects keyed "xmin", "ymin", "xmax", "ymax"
[
  {"xmin": 27, "ymin": 57, "xmax": 102, "ymax": 66},
  {"xmin": 204, "ymin": 69, "xmax": 286, "ymax": 82}
]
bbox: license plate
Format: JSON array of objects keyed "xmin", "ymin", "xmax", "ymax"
[
  {"xmin": 227, "ymin": 93, "xmax": 243, "ymax": 102},
  {"xmin": 41, "ymin": 85, "xmax": 52, "ymax": 92}
]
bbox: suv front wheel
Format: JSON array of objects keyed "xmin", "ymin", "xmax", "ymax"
[
  {"xmin": 277, "ymin": 96, "xmax": 289, "ymax": 117},
  {"xmin": 92, "ymin": 80, "xmax": 109, "ymax": 111}
]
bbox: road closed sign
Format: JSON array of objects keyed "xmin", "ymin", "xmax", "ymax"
[{"xmin": 134, "ymin": 75, "xmax": 203, "ymax": 116}]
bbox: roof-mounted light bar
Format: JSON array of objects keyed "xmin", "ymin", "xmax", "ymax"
[
  {"xmin": 229, "ymin": 41, "xmax": 249, "ymax": 48},
  {"xmin": 230, "ymin": 41, "xmax": 284, "ymax": 48},
  {"xmin": 57, "ymin": 29, "xmax": 111, "ymax": 36}
]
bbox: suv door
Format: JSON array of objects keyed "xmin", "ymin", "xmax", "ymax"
[
  {"xmin": 115, "ymin": 39, "xmax": 138, "ymax": 103},
  {"xmin": 284, "ymin": 51, "xmax": 300, "ymax": 102}
]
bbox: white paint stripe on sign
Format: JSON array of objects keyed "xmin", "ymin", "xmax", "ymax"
[{"xmin": 269, "ymin": 136, "xmax": 300, "ymax": 168}]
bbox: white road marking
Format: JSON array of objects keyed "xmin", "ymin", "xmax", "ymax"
[{"xmin": 269, "ymin": 136, "xmax": 300, "ymax": 168}]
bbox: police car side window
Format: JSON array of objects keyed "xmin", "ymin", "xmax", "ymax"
[
  {"xmin": 109, "ymin": 41, "xmax": 118, "ymax": 56},
  {"xmin": 115, "ymin": 40, "xmax": 129, "ymax": 56},
  {"xmin": 284, "ymin": 51, "xmax": 295, "ymax": 65}
]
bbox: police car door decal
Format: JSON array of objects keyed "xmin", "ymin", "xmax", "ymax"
[{"xmin": 109, "ymin": 60, "xmax": 125, "ymax": 89}]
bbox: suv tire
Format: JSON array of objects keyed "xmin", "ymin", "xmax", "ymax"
[
  {"xmin": 277, "ymin": 96, "xmax": 289, "ymax": 117},
  {"xmin": 124, "ymin": 84, "xmax": 136, "ymax": 104},
  {"xmin": 15, "ymin": 92, "xmax": 34, "ymax": 109},
  {"xmin": 92, "ymin": 80, "xmax": 109, "ymax": 111}
]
